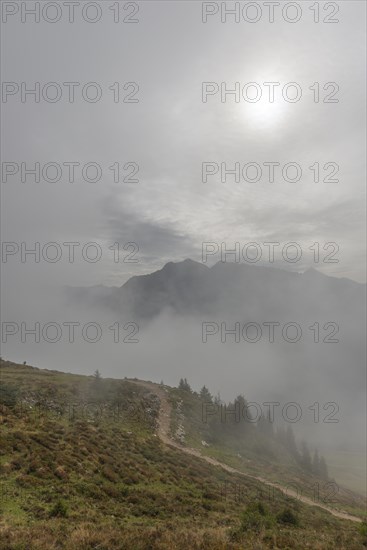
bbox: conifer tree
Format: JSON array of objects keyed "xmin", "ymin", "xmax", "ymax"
[
  {"xmin": 178, "ymin": 378, "xmax": 191, "ymax": 392},
  {"xmin": 312, "ymin": 449, "xmax": 321, "ymax": 476},
  {"xmin": 93, "ymin": 369, "xmax": 102, "ymax": 381},
  {"xmin": 300, "ymin": 441, "xmax": 312, "ymax": 471},
  {"xmin": 258, "ymin": 409, "xmax": 274, "ymax": 437},
  {"xmin": 199, "ymin": 385, "xmax": 212, "ymax": 402},
  {"xmin": 286, "ymin": 425, "xmax": 298, "ymax": 458},
  {"xmin": 319, "ymin": 456, "xmax": 329, "ymax": 480},
  {"xmin": 276, "ymin": 426, "xmax": 286, "ymax": 445}
]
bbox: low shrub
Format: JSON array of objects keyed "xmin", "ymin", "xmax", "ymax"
[
  {"xmin": 49, "ymin": 499, "xmax": 68, "ymax": 517},
  {"xmin": 229, "ymin": 501, "xmax": 275, "ymax": 540},
  {"xmin": 277, "ymin": 507, "xmax": 299, "ymax": 526}
]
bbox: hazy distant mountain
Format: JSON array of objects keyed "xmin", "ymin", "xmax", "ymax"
[{"xmin": 67, "ymin": 259, "xmax": 366, "ymax": 324}]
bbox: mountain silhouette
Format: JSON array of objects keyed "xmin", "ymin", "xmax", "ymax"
[{"xmin": 68, "ymin": 260, "xmax": 365, "ymax": 323}]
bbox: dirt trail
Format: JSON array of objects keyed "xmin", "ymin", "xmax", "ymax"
[{"xmin": 128, "ymin": 379, "xmax": 363, "ymax": 524}]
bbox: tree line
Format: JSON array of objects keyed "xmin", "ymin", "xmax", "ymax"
[{"xmin": 178, "ymin": 378, "xmax": 329, "ymax": 480}]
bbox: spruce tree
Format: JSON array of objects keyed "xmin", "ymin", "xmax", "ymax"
[
  {"xmin": 319, "ymin": 456, "xmax": 329, "ymax": 480},
  {"xmin": 276, "ymin": 426, "xmax": 286, "ymax": 446},
  {"xmin": 178, "ymin": 378, "xmax": 191, "ymax": 392},
  {"xmin": 199, "ymin": 385, "xmax": 212, "ymax": 402},
  {"xmin": 312, "ymin": 449, "xmax": 321, "ymax": 476},
  {"xmin": 93, "ymin": 369, "xmax": 102, "ymax": 381},
  {"xmin": 300, "ymin": 441, "xmax": 312, "ymax": 471},
  {"xmin": 286, "ymin": 425, "xmax": 298, "ymax": 458}
]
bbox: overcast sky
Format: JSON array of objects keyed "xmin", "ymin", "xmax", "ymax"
[{"xmin": 1, "ymin": 0, "xmax": 366, "ymax": 301}]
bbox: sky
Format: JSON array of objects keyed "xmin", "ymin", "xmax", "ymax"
[{"xmin": 1, "ymin": 0, "xmax": 366, "ymax": 297}]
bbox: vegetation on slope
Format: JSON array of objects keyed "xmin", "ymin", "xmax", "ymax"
[
  {"xmin": 168, "ymin": 378, "xmax": 366, "ymax": 518},
  {"xmin": 0, "ymin": 360, "xmax": 366, "ymax": 549}
]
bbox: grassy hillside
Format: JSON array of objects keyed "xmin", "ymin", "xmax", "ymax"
[
  {"xmin": 0, "ymin": 359, "xmax": 366, "ymax": 549},
  {"xmin": 167, "ymin": 386, "xmax": 366, "ymax": 518}
]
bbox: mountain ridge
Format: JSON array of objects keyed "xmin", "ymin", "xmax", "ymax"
[{"xmin": 65, "ymin": 259, "xmax": 365, "ymax": 324}]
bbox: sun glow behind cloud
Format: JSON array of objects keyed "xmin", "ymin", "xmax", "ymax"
[
  {"xmin": 239, "ymin": 97, "xmax": 287, "ymax": 129},
  {"xmin": 228, "ymin": 69, "xmax": 290, "ymax": 130}
]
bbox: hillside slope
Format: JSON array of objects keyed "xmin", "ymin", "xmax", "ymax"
[
  {"xmin": 0, "ymin": 360, "xmax": 366, "ymax": 549},
  {"xmin": 129, "ymin": 379, "xmax": 363, "ymax": 523}
]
